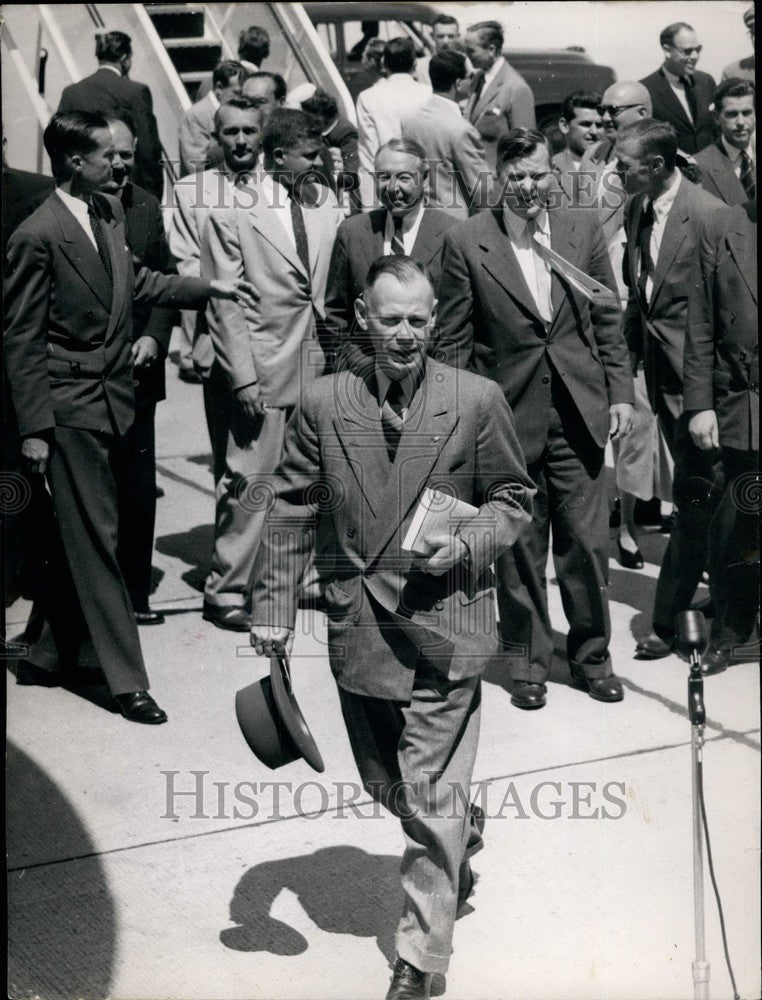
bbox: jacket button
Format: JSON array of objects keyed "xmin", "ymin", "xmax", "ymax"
[
  {"xmin": 352, "ymin": 612, "xmax": 361, "ymax": 625},
  {"xmin": 347, "ymin": 526, "xmax": 356, "ymax": 538},
  {"xmin": 542, "ymin": 375, "xmax": 550, "ymax": 384},
  {"xmin": 435, "ymin": 601, "xmax": 444, "ymax": 611},
  {"xmin": 740, "ymin": 352, "xmax": 747, "ymax": 362}
]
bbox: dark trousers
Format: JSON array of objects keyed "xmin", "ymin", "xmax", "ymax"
[
  {"xmin": 651, "ymin": 397, "xmax": 724, "ymax": 640},
  {"xmin": 708, "ymin": 447, "xmax": 760, "ymax": 649},
  {"xmin": 496, "ymin": 392, "xmax": 612, "ymax": 683},
  {"xmin": 27, "ymin": 425, "xmax": 149, "ymax": 695},
  {"xmin": 113, "ymin": 401, "xmax": 157, "ymax": 610}
]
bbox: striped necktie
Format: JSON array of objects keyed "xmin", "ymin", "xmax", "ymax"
[
  {"xmin": 390, "ymin": 214, "xmax": 406, "ymax": 255},
  {"xmin": 288, "ymin": 188, "xmax": 311, "ymax": 275},
  {"xmin": 739, "ymin": 149, "xmax": 756, "ymax": 200}
]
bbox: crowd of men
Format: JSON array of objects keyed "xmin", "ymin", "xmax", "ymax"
[{"xmin": 2, "ymin": 9, "xmax": 757, "ymax": 1000}]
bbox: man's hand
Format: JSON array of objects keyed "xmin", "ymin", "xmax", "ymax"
[
  {"xmin": 412, "ymin": 533, "xmax": 469, "ymax": 576},
  {"xmin": 209, "ymin": 278, "xmax": 260, "ymax": 308},
  {"xmin": 235, "ymin": 383, "xmax": 265, "ymax": 421},
  {"xmin": 688, "ymin": 410, "xmax": 719, "ymax": 450},
  {"xmin": 250, "ymin": 626, "xmax": 294, "ymax": 657},
  {"xmin": 609, "ymin": 403, "xmax": 634, "ymax": 440},
  {"xmin": 22, "ymin": 437, "xmax": 50, "ymax": 476},
  {"xmin": 132, "ymin": 336, "xmax": 160, "ymax": 367}
]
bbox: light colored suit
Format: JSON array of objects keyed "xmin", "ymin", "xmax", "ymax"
[
  {"xmin": 200, "ymin": 177, "xmax": 342, "ymax": 608},
  {"xmin": 695, "ymin": 140, "xmax": 750, "ymax": 207},
  {"xmin": 401, "ymin": 94, "xmax": 493, "ymax": 219},
  {"xmin": 178, "ymin": 92, "xmax": 222, "ymax": 176},
  {"xmin": 466, "ymin": 59, "xmax": 536, "ymax": 170},
  {"xmin": 356, "ymin": 73, "xmax": 431, "ymax": 208}
]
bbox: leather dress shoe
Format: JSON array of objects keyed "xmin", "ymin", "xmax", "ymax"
[
  {"xmin": 202, "ymin": 603, "xmax": 251, "ymax": 632},
  {"xmin": 10, "ymin": 659, "xmax": 59, "ymax": 687},
  {"xmin": 134, "ymin": 608, "xmax": 165, "ymax": 626},
  {"xmin": 617, "ymin": 540, "xmax": 644, "ymax": 569},
  {"xmin": 571, "ymin": 671, "xmax": 624, "ymax": 703},
  {"xmin": 634, "ymin": 633, "xmax": 675, "ymax": 659},
  {"xmin": 511, "ymin": 680, "xmax": 547, "ymax": 710},
  {"xmin": 702, "ymin": 647, "xmax": 731, "ymax": 676},
  {"xmin": 178, "ymin": 367, "xmax": 202, "ymax": 384},
  {"xmin": 114, "ymin": 691, "xmax": 168, "ymax": 724},
  {"xmin": 385, "ymin": 957, "xmax": 432, "ymax": 1000}
]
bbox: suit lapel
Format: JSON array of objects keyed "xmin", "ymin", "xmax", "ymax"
[
  {"xmin": 472, "ymin": 62, "xmax": 505, "ymax": 121},
  {"xmin": 50, "ymin": 194, "xmax": 113, "ymax": 310},
  {"xmin": 726, "ymin": 223, "xmax": 757, "ymax": 304},
  {"xmin": 247, "ymin": 188, "xmax": 307, "ymax": 278},
  {"xmin": 411, "ymin": 209, "xmax": 445, "ymax": 268},
  {"xmin": 359, "ymin": 211, "xmax": 386, "ymax": 272},
  {"xmin": 656, "ymin": 69, "xmax": 694, "ymax": 131},
  {"xmin": 479, "ymin": 211, "xmax": 544, "ymax": 322},
  {"xmin": 709, "ymin": 143, "xmax": 746, "ymax": 204},
  {"xmin": 649, "ymin": 183, "xmax": 690, "ymax": 308},
  {"xmin": 547, "ymin": 209, "xmax": 584, "ymax": 328},
  {"xmin": 332, "ymin": 370, "xmax": 386, "ymax": 521}
]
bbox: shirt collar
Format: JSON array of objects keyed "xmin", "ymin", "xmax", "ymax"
[
  {"xmin": 663, "ymin": 65, "xmax": 690, "ymax": 86},
  {"xmin": 375, "ymin": 366, "xmax": 420, "ymax": 409},
  {"xmin": 209, "ymin": 90, "xmax": 220, "ymax": 110},
  {"xmin": 56, "ymin": 187, "xmax": 91, "ymax": 223},
  {"xmin": 240, "ymin": 59, "xmax": 259, "ymax": 74},
  {"xmin": 645, "ymin": 169, "xmax": 682, "ymax": 221},
  {"xmin": 429, "ymin": 93, "xmax": 462, "ymax": 118},
  {"xmin": 385, "ymin": 200, "xmax": 424, "ymax": 236},
  {"xmin": 502, "ymin": 206, "xmax": 550, "ymax": 241},
  {"xmin": 98, "ymin": 63, "xmax": 122, "ymax": 76},
  {"xmin": 483, "ymin": 55, "xmax": 505, "ymax": 90},
  {"xmin": 721, "ymin": 133, "xmax": 755, "ymax": 162}
]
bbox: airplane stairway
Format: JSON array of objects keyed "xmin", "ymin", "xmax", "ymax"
[{"xmin": 144, "ymin": 3, "xmax": 227, "ymax": 101}]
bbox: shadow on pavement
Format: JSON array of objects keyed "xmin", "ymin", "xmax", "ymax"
[
  {"xmin": 221, "ymin": 845, "xmax": 400, "ymax": 965},
  {"xmin": 155, "ymin": 523, "xmax": 213, "ymax": 592},
  {"xmin": 6, "ymin": 741, "xmax": 116, "ymax": 999}
]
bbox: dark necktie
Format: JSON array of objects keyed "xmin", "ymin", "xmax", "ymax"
[
  {"xmin": 469, "ymin": 71, "xmax": 486, "ymax": 120},
  {"xmin": 381, "ymin": 379, "xmax": 405, "ymax": 458},
  {"xmin": 390, "ymin": 214, "xmax": 405, "ymax": 256},
  {"xmin": 739, "ymin": 149, "xmax": 756, "ymax": 200},
  {"xmin": 88, "ymin": 203, "xmax": 113, "ymax": 282},
  {"xmin": 681, "ymin": 75, "xmax": 698, "ymax": 124},
  {"xmin": 636, "ymin": 200, "xmax": 655, "ymax": 309},
  {"xmin": 288, "ymin": 189, "xmax": 311, "ymax": 276}
]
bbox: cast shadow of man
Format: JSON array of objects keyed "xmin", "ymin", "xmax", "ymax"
[{"xmin": 221, "ymin": 845, "xmax": 400, "ymax": 964}]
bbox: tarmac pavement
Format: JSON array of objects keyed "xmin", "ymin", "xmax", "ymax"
[{"xmin": 6, "ymin": 356, "xmax": 760, "ymax": 1000}]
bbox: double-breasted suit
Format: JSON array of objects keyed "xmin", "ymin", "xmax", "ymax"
[
  {"xmin": 640, "ymin": 67, "xmax": 716, "ymax": 155},
  {"xmin": 251, "ymin": 358, "xmax": 534, "ymax": 974},
  {"xmin": 4, "ymin": 191, "xmax": 209, "ymax": 693},
  {"xmin": 435, "ymin": 206, "xmax": 633, "ymax": 684},
  {"xmin": 695, "ymin": 140, "xmax": 751, "ymax": 207}
]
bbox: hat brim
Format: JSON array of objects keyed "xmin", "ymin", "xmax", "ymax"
[{"xmin": 270, "ymin": 652, "xmax": 325, "ymax": 773}]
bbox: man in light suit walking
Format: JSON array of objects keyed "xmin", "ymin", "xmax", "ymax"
[
  {"xmin": 250, "ymin": 255, "xmax": 534, "ymax": 1000},
  {"xmin": 201, "ymin": 108, "xmax": 342, "ymax": 630}
]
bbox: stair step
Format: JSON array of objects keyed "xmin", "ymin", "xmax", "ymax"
[
  {"xmin": 148, "ymin": 10, "xmax": 205, "ymax": 39},
  {"xmin": 164, "ymin": 41, "xmax": 221, "ymax": 74}
]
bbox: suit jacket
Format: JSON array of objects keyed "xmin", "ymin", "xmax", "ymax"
[
  {"xmin": 466, "ymin": 60, "xmax": 536, "ymax": 170},
  {"xmin": 324, "ymin": 206, "xmax": 458, "ymax": 352},
  {"xmin": 721, "ymin": 55, "xmax": 755, "ymax": 83},
  {"xmin": 58, "ymin": 68, "xmax": 164, "ymax": 198},
  {"xmin": 695, "ymin": 140, "xmax": 749, "ymax": 206},
  {"xmin": 2, "ymin": 167, "xmax": 55, "ymax": 251},
  {"xmin": 250, "ymin": 359, "xmax": 535, "ymax": 701},
  {"xmin": 401, "ymin": 95, "xmax": 493, "ymax": 219},
  {"xmin": 622, "ymin": 176, "xmax": 725, "ymax": 407},
  {"xmin": 4, "ymin": 191, "xmax": 210, "ymax": 439},
  {"xmin": 434, "ymin": 208, "xmax": 633, "ymax": 464},
  {"xmin": 178, "ymin": 92, "xmax": 222, "ymax": 176},
  {"xmin": 120, "ymin": 181, "xmax": 177, "ymax": 404},
  {"xmin": 201, "ymin": 178, "xmax": 342, "ymax": 405},
  {"xmin": 640, "ymin": 67, "xmax": 716, "ymax": 155},
  {"xmin": 684, "ymin": 205, "xmax": 758, "ymax": 451}
]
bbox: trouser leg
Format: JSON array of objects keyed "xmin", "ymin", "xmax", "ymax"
[{"xmin": 114, "ymin": 402, "xmax": 157, "ymax": 609}]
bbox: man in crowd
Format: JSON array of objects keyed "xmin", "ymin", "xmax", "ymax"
[
  {"xmin": 325, "ymin": 137, "xmax": 457, "ymax": 364},
  {"xmin": 402, "ymin": 51, "xmax": 493, "ymax": 219},
  {"xmin": 464, "ymin": 20, "xmax": 536, "ymax": 171},
  {"xmin": 200, "ymin": 108, "xmax": 342, "ymax": 631},
  {"xmin": 415, "ymin": 11, "xmax": 461, "ymax": 86},
  {"xmin": 178, "ymin": 60, "xmax": 244, "ymax": 176},
  {"xmin": 250, "ymin": 254, "xmax": 535, "ymax": 1000},
  {"xmin": 356, "ymin": 38, "xmax": 431, "ymax": 208},
  {"xmin": 436, "ymin": 129, "xmax": 633, "ymax": 709},
  {"xmin": 695, "ymin": 78, "xmax": 756, "ymax": 206},
  {"xmin": 241, "ymin": 71, "xmax": 287, "ymax": 122},
  {"xmin": 640, "ymin": 22, "xmax": 716, "ymax": 154},
  {"xmin": 300, "ymin": 88, "xmax": 360, "ymax": 210},
  {"xmin": 685, "ymin": 202, "xmax": 758, "ymax": 674},
  {"xmin": 4, "ymin": 111, "xmax": 253, "ymax": 721},
  {"xmin": 196, "ymin": 24, "xmax": 270, "ymax": 99},
  {"xmin": 721, "ymin": 6, "xmax": 755, "ymax": 84},
  {"xmin": 552, "ymin": 91, "xmax": 603, "ymax": 174},
  {"xmin": 58, "ymin": 31, "xmax": 164, "ymax": 199},
  {"xmin": 617, "ymin": 119, "xmax": 726, "ymax": 659}
]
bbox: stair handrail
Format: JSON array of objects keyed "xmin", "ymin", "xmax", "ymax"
[
  {"xmin": 203, "ymin": 4, "xmax": 236, "ymax": 60},
  {"xmin": 0, "ymin": 20, "xmax": 53, "ymax": 172}
]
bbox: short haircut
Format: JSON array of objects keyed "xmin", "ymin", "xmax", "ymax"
[
  {"xmin": 429, "ymin": 51, "xmax": 467, "ymax": 91},
  {"xmin": 95, "ymin": 31, "xmax": 131, "ymax": 62},
  {"xmin": 238, "ymin": 25, "xmax": 270, "ymax": 65},
  {"xmin": 301, "ymin": 89, "xmax": 339, "ymax": 127},
  {"xmin": 244, "ymin": 70, "xmax": 287, "ymax": 103},
  {"xmin": 261, "ymin": 107, "xmax": 323, "ymax": 161},
  {"xmin": 44, "ymin": 110, "xmax": 109, "ymax": 181},
  {"xmin": 213, "ymin": 60, "xmax": 244, "ymax": 89},
  {"xmin": 376, "ymin": 136, "xmax": 427, "ymax": 163},
  {"xmin": 364, "ymin": 254, "xmax": 434, "ymax": 296},
  {"xmin": 618, "ymin": 119, "xmax": 678, "ymax": 171},
  {"xmin": 104, "ymin": 109, "xmax": 137, "ymax": 137},
  {"xmin": 213, "ymin": 95, "xmax": 262, "ymax": 132},
  {"xmin": 660, "ymin": 22, "xmax": 694, "ymax": 47},
  {"xmin": 713, "ymin": 77, "xmax": 756, "ymax": 110},
  {"xmin": 383, "ymin": 37, "xmax": 416, "ymax": 74},
  {"xmin": 561, "ymin": 90, "xmax": 602, "ymax": 122},
  {"xmin": 364, "ymin": 38, "xmax": 387, "ymax": 69},
  {"xmin": 467, "ymin": 20, "xmax": 504, "ymax": 52},
  {"xmin": 433, "ymin": 13, "xmax": 459, "ymax": 29},
  {"xmin": 496, "ymin": 128, "xmax": 549, "ymax": 167}
]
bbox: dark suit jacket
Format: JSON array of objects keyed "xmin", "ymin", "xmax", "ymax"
[
  {"xmin": 684, "ymin": 205, "xmax": 758, "ymax": 451},
  {"xmin": 695, "ymin": 141, "xmax": 749, "ymax": 206},
  {"xmin": 622, "ymin": 177, "xmax": 725, "ymax": 407},
  {"xmin": 250, "ymin": 358, "xmax": 535, "ymax": 701},
  {"xmin": 58, "ymin": 68, "xmax": 164, "ymax": 198},
  {"xmin": 4, "ymin": 191, "xmax": 209, "ymax": 439},
  {"xmin": 640, "ymin": 67, "xmax": 716, "ymax": 154},
  {"xmin": 2, "ymin": 167, "xmax": 55, "ymax": 251},
  {"xmin": 120, "ymin": 181, "xmax": 177, "ymax": 404},
  {"xmin": 434, "ymin": 208, "xmax": 633, "ymax": 464},
  {"xmin": 325, "ymin": 207, "xmax": 458, "ymax": 355}
]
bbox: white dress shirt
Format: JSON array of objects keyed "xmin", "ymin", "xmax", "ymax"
[
  {"xmin": 663, "ymin": 67, "xmax": 695, "ymax": 123},
  {"xmin": 721, "ymin": 132, "xmax": 756, "ymax": 176},
  {"xmin": 641, "ymin": 168, "xmax": 682, "ymax": 301},
  {"xmin": 55, "ymin": 188, "xmax": 98, "ymax": 250},
  {"xmin": 502, "ymin": 206, "xmax": 553, "ymax": 322},
  {"xmin": 259, "ymin": 172, "xmax": 296, "ymax": 250},
  {"xmin": 382, "ymin": 202, "xmax": 425, "ymax": 256}
]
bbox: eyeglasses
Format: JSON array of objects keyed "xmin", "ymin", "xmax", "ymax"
[
  {"xmin": 598, "ymin": 103, "xmax": 642, "ymax": 118},
  {"xmin": 668, "ymin": 44, "xmax": 703, "ymax": 55}
]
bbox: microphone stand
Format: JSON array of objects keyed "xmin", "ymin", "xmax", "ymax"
[{"xmin": 687, "ymin": 646, "xmax": 709, "ymax": 1000}]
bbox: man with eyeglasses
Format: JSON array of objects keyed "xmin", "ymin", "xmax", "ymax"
[{"xmin": 641, "ymin": 22, "xmax": 717, "ymax": 154}]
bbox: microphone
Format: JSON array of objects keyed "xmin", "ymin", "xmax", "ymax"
[{"xmin": 675, "ymin": 610, "xmax": 708, "ymax": 665}]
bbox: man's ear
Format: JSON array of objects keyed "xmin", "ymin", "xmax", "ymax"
[
  {"xmin": 354, "ymin": 294, "xmax": 368, "ymax": 331},
  {"xmin": 558, "ymin": 118, "xmax": 570, "ymax": 136},
  {"xmin": 272, "ymin": 145, "xmax": 285, "ymax": 167},
  {"xmin": 651, "ymin": 154, "xmax": 666, "ymax": 176}
]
